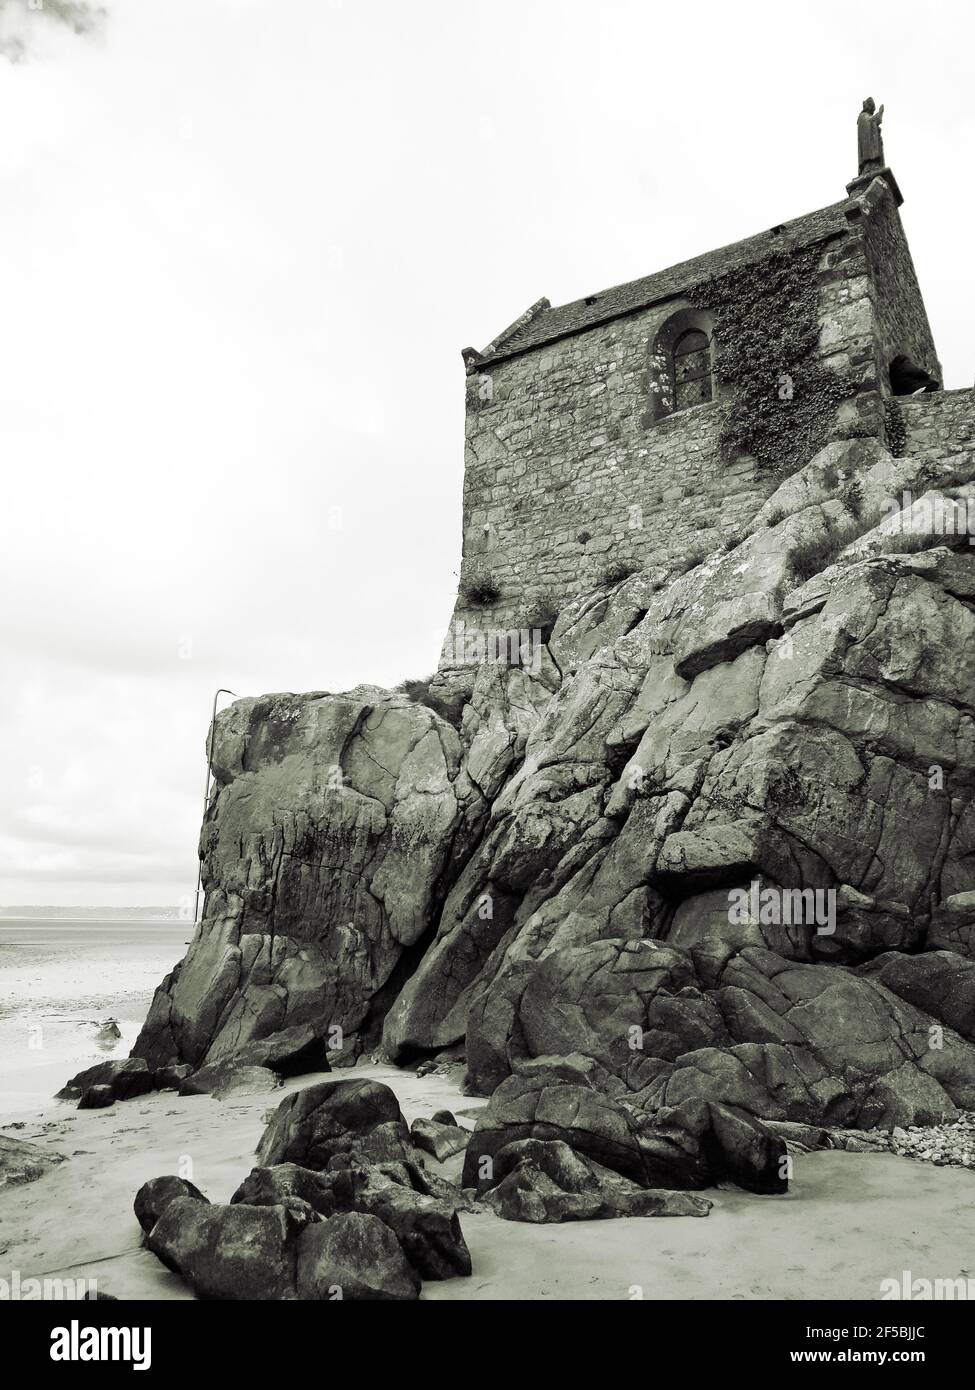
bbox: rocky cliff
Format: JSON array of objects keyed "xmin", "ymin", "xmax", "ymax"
[{"xmin": 135, "ymin": 435, "xmax": 975, "ymax": 1135}]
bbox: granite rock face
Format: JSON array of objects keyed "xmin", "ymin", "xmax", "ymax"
[
  {"xmin": 134, "ymin": 437, "xmax": 975, "ymax": 1153},
  {"xmin": 133, "ymin": 689, "xmax": 485, "ymax": 1069}
]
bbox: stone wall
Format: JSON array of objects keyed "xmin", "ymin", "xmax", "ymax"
[
  {"xmin": 900, "ymin": 389, "xmax": 975, "ymax": 461},
  {"xmin": 458, "ymin": 305, "xmax": 747, "ymax": 626},
  {"xmin": 860, "ymin": 188, "xmax": 941, "ymax": 389},
  {"xmin": 443, "ymin": 226, "xmax": 878, "ymax": 654},
  {"xmin": 815, "ymin": 221, "xmax": 883, "ymax": 438}
]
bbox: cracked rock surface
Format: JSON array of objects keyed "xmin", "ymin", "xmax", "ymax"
[{"xmin": 134, "ymin": 438, "xmax": 975, "ymax": 1163}]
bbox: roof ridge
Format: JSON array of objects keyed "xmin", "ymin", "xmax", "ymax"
[
  {"xmin": 472, "ymin": 196, "xmax": 855, "ymax": 368},
  {"xmin": 547, "ymin": 197, "xmax": 852, "ymax": 316}
]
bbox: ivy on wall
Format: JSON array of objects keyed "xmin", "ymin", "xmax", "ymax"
[
  {"xmin": 699, "ymin": 245, "xmax": 857, "ymax": 477},
  {"xmin": 883, "ymin": 397, "xmax": 907, "ymax": 457}
]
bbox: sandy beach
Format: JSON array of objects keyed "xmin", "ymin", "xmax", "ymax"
[{"xmin": 3, "ymin": 1061, "xmax": 974, "ymax": 1301}]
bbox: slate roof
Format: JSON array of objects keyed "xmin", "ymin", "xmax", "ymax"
[{"xmin": 474, "ymin": 197, "xmax": 854, "ymax": 366}]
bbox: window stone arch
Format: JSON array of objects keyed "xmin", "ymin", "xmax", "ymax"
[{"xmin": 650, "ymin": 308, "xmax": 717, "ymax": 419}]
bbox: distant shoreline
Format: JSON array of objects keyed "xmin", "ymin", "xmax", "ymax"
[
  {"xmin": 0, "ymin": 918, "xmax": 190, "ymax": 926},
  {"xmin": 0, "ymin": 908, "xmax": 186, "ymax": 921}
]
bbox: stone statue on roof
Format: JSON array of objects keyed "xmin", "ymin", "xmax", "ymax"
[{"xmin": 857, "ymin": 97, "xmax": 885, "ymax": 175}]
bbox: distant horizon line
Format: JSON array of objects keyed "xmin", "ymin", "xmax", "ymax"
[{"xmin": 0, "ymin": 905, "xmax": 186, "ymax": 918}]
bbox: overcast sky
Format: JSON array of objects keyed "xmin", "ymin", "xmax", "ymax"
[{"xmin": 1, "ymin": 0, "xmax": 971, "ymax": 908}]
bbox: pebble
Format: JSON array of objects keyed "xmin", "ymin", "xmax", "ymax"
[{"xmin": 830, "ymin": 1115, "xmax": 975, "ymax": 1171}]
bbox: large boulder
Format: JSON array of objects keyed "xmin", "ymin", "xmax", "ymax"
[
  {"xmin": 256, "ymin": 1078, "xmax": 412, "ymax": 1171},
  {"xmin": 77, "ymin": 1084, "xmax": 115, "ymax": 1110},
  {"xmin": 482, "ymin": 1138, "xmax": 712, "ymax": 1222},
  {"xmin": 860, "ymin": 951, "xmax": 975, "ymax": 1042},
  {"xmin": 131, "ymin": 688, "xmax": 483, "ymax": 1072},
  {"xmin": 134, "ymin": 1175, "xmax": 208, "ymax": 1235},
  {"xmin": 57, "ymin": 1058, "xmax": 153, "ymax": 1103},
  {"xmin": 179, "ymin": 1064, "xmax": 281, "ymax": 1099},
  {"xmin": 146, "ymin": 1197, "xmax": 310, "ymax": 1300},
  {"xmin": 180, "ymin": 1025, "xmax": 333, "ymax": 1097},
  {"xmin": 295, "ymin": 1212, "xmax": 420, "ymax": 1301},
  {"xmin": 461, "ymin": 1060, "xmax": 788, "ymax": 1195},
  {"xmin": 229, "ymin": 1024, "xmax": 333, "ymax": 1077},
  {"xmin": 410, "ymin": 1117, "xmax": 469, "ymax": 1162},
  {"xmin": 231, "ymin": 1162, "xmax": 471, "ymax": 1280},
  {"xmin": 670, "ymin": 535, "xmax": 790, "ymax": 680}
]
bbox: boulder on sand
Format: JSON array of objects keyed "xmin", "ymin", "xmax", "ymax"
[
  {"xmin": 487, "ymin": 1137, "xmax": 711, "ymax": 1221},
  {"xmin": 462, "ymin": 1060, "xmax": 788, "ymax": 1196},
  {"xmin": 57, "ymin": 1058, "xmax": 153, "ymax": 1103},
  {"xmin": 77, "ymin": 1085, "xmax": 116, "ymax": 1110},
  {"xmin": 179, "ymin": 1063, "xmax": 280, "ymax": 1099},
  {"xmin": 181, "ymin": 1024, "xmax": 334, "ymax": 1098},
  {"xmin": 134, "ymin": 1175, "xmax": 209, "ymax": 1235},
  {"xmin": 410, "ymin": 1116, "xmax": 469, "ymax": 1162},
  {"xmin": 130, "ymin": 689, "xmax": 471, "ymax": 1073},
  {"xmin": 231, "ymin": 1161, "xmax": 471, "ymax": 1280},
  {"xmin": 153, "ymin": 1063, "xmax": 192, "ymax": 1092},
  {"xmin": 256, "ymin": 1078, "xmax": 412, "ymax": 1171},
  {"xmin": 482, "ymin": 1139, "xmax": 713, "ymax": 1223},
  {"xmin": 227, "ymin": 1023, "xmax": 333, "ymax": 1077},
  {"xmin": 295, "ymin": 1211, "xmax": 420, "ymax": 1301},
  {"xmin": 138, "ymin": 1158, "xmax": 455, "ymax": 1299},
  {"xmin": 145, "ymin": 1196, "xmax": 312, "ymax": 1301}
]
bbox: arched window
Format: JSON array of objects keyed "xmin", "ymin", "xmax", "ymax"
[
  {"xmin": 650, "ymin": 309, "xmax": 716, "ymax": 421},
  {"xmin": 672, "ymin": 329, "xmax": 713, "ymax": 410}
]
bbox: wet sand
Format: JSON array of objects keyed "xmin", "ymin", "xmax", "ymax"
[
  {"xmin": 0, "ymin": 920, "xmax": 188, "ymax": 1115},
  {"xmin": 2, "ymin": 1061, "xmax": 974, "ymax": 1301}
]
